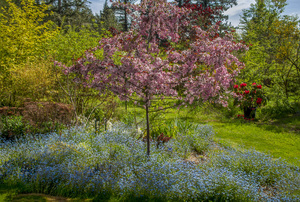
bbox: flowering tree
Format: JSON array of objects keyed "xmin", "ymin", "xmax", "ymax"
[{"xmin": 60, "ymin": 0, "xmax": 247, "ymax": 155}]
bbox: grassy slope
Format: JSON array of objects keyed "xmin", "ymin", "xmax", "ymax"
[
  {"xmin": 212, "ymin": 122, "xmax": 300, "ymax": 166},
  {"xmin": 163, "ymin": 106, "xmax": 300, "ymax": 167}
]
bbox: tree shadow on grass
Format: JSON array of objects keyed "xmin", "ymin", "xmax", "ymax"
[{"xmin": 255, "ymin": 114, "xmax": 300, "ymax": 135}]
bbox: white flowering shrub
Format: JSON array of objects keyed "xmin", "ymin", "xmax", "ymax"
[{"xmin": 0, "ymin": 122, "xmax": 299, "ymax": 201}]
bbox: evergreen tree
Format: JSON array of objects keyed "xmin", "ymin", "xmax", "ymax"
[
  {"xmin": 175, "ymin": 0, "xmax": 237, "ymax": 31},
  {"xmin": 112, "ymin": 0, "xmax": 137, "ymax": 32},
  {"xmin": 41, "ymin": 0, "xmax": 94, "ymax": 27},
  {"xmin": 94, "ymin": 0, "xmax": 121, "ymax": 33}
]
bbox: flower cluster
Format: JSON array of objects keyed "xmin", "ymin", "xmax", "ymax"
[{"xmin": 233, "ymin": 82, "xmax": 266, "ymax": 109}]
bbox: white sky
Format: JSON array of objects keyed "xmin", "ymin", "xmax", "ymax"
[{"xmin": 89, "ymin": 0, "xmax": 300, "ymax": 27}]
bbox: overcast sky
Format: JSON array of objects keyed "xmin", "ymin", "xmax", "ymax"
[{"xmin": 89, "ymin": 0, "xmax": 300, "ymax": 27}]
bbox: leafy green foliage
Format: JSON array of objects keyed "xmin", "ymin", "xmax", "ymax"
[
  {"xmin": 46, "ymin": 25, "xmax": 107, "ymax": 65},
  {"xmin": 0, "ymin": 116, "xmax": 25, "ymax": 140},
  {"xmin": 94, "ymin": 0, "xmax": 122, "ymax": 33},
  {"xmin": 0, "ymin": 0, "xmax": 58, "ymax": 67},
  {"xmin": 0, "ymin": 0, "xmax": 58, "ymax": 106}
]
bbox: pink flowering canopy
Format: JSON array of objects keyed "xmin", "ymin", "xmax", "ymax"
[{"xmin": 61, "ymin": 0, "xmax": 247, "ymax": 108}]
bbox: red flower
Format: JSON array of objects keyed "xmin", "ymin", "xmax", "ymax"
[
  {"xmin": 257, "ymin": 85, "xmax": 262, "ymax": 89},
  {"xmin": 234, "ymin": 84, "xmax": 239, "ymax": 89},
  {"xmin": 244, "ymin": 90, "xmax": 250, "ymax": 94},
  {"xmin": 256, "ymin": 98, "xmax": 262, "ymax": 104},
  {"xmin": 252, "ymin": 83, "xmax": 256, "ymax": 86},
  {"xmin": 240, "ymin": 83, "xmax": 247, "ymax": 87}
]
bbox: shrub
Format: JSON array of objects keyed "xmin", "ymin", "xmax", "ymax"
[
  {"xmin": 0, "ymin": 0, "xmax": 58, "ymax": 107},
  {"xmin": 0, "ymin": 116, "xmax": 25, "ymax": 140},
  {"xmin": 259, "ymin": 99, "xmax": 296, "ymax": 119},
  {"xmin": 22, "ymin": 101, "xmax": 74, "ymax": 127},
  {"xmin": 7, "ymin": 59, "xmax": 57, "ymax": 105}
]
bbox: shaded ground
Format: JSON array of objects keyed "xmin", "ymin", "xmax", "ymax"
[{"xmin": 0, "ymin": 185, "xmax": 92, "ymax": 202}]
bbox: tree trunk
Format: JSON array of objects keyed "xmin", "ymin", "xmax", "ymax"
[
  {"xmin": 124, "ymin": 0, "xmax": 128, "ymax": 31},
  {"xmin": 146, "ymin": 104, "xmax": 150, "ymax": 156}
]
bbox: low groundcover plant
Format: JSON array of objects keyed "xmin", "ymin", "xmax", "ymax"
[{"xmin": 0, "ymin": 122, "xmax": 299, "ymax": 201}]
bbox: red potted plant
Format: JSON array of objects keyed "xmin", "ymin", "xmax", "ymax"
[{"xmin": 233, "ymin": 83, "xmax": 267, "ymax": 119}]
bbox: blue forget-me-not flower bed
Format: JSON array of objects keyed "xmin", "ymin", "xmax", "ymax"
[{"xmin": 0, "ymin": 122, "xmax": 299, "ymax": 201}]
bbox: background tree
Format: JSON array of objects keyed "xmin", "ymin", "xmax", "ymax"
[
  {"xmin": 271, "ymin": 15, "xmax": 300, "ymax": 100},
  {"xmin": 41, "ymin": 0, "xmax": 94, "ymax": 27},
  {"xmin": 239, "ymin": 0, "xmax": 286, "ymax": 87},
  {"xmin": 94, "ymin": 0, "xmax": 122, "ymax": 33},
  {"xmin": 175, "ymin": 0, "xmax": 237, "ymax": 31},
  {"xmin": 112, "ymin": 0, "xmax": 137, "ymax": 32},
  {"xmin": 239, "ymin": 0, "xmax": 300, "ymax": 109}
]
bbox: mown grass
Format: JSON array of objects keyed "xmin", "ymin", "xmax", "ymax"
[{"xmin": 212, "ymin": 122, "xmax": 300, "ymax": 166}]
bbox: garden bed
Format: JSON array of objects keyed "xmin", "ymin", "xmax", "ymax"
[{"xmin": 0, "ymin": 122, "xmax": 299, "ymax": 201}]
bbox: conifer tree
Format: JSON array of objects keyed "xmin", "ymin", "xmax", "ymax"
[
  {"xmin": 41, "ymin": 0, "xmax": 94, "ymax": 27},
  {"xmin": 94, "ymin": 0, "xmax": 121, "ymax": 33},
  {"xmin": 112, "ymin": 0, "xmax": 137, "ymax": 31},
  {"xmin": 175, "ymin": 0, "xmax": 237, "ymax": 31}
]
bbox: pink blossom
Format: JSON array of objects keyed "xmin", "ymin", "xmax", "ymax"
[{"xmin": 60, "ymin": 0, "xmax": 247, "ymax": 111}]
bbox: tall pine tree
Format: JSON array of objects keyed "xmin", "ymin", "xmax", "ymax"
[
  {"xmin": 41, "ymin": 0, "xmax": 94, "ymax": 27},
  {"xmin": 94, "ymin": 0, "xmax": 121, "ymax": 33},
  {"xmin": 175, "ymin": 0, "xmax": 237, "ymax": 31},
  {"xmin": 112, "ymin": 0, "xmax": 137, "ymax": 32}
]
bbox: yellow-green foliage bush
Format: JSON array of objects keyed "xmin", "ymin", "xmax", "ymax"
[
  {"xmin": 0, "ymin": 0, "xmax": 58, "ymax": 106},
  {"xmin": 0, "ymin": 0, "xmax": 114, "ymax": 117},
  {"xmin": 0, "ymin": 0, "xmax": 58, "ymax": 66},
  {"xmin": 8, "ymin": 59, "xmax": 57, "ymax": 104}
]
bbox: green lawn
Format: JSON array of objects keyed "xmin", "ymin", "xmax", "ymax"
[{"xmin": 211, "ymin": 122, "xmax": 300, "ymax": 166}]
